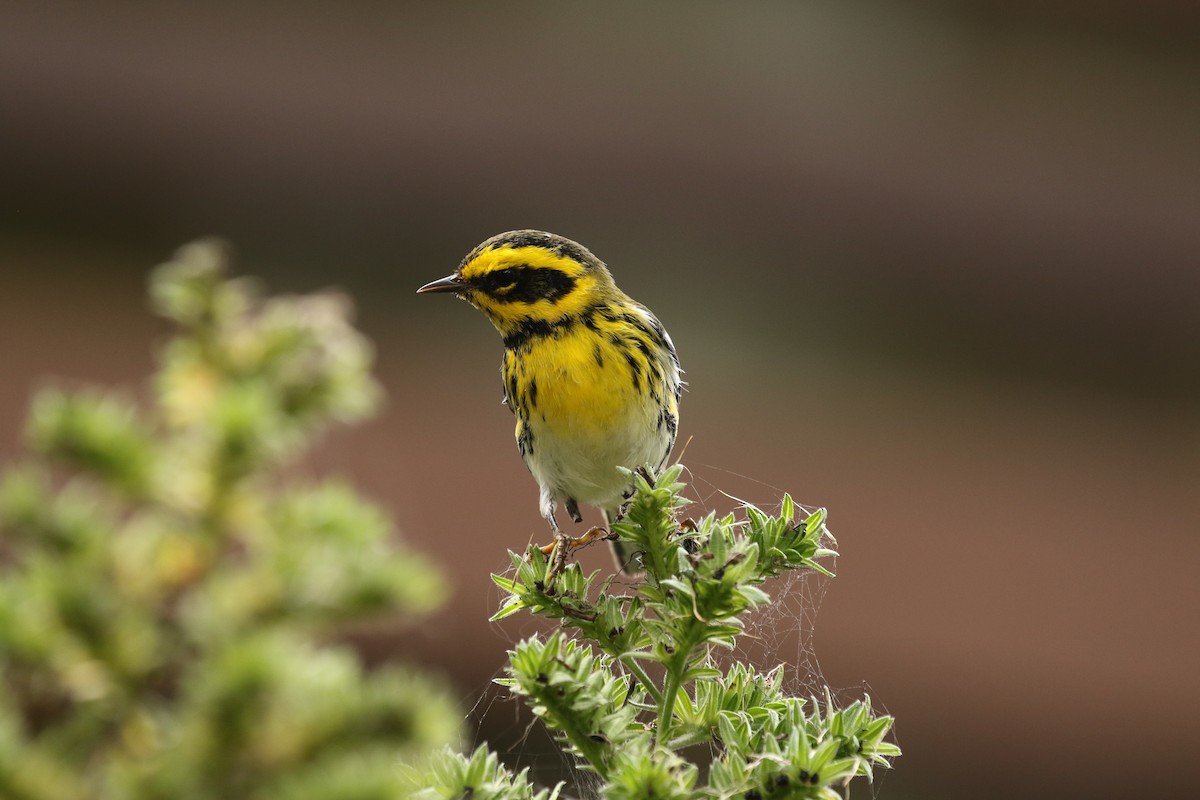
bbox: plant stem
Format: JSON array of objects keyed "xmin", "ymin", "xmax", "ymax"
[
  {"xmin": 665, "ymin": 727, "xmax": 714, "ymax": 750},
  {"xmin": 620, "ymin": 658, "xmax": 662, "ymax": 705},
  {"xmin": 544, "ymin": 691, "xmax": 611, "ymax": 780},
  {"xmin": 656, "ymin": 658, "xmax": 683, "ymax": 748},
  {"xmin": 655, "ymin": 622, "xmax": 700, "ymax": 748}
]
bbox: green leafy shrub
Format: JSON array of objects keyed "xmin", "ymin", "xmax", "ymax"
[
  {"xmin": 0, "ymin": 240, "xmax": 462, "ymax": 800},
  {"xmin": 420, "ymin": 467, "xmax": 899, "ymax": 799}
]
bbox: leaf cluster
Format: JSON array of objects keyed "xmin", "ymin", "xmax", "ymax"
[
  {"xmin": 409, "ymin": 744, "xmax": 561, "ymax": 800},
  {"xmin": 0, "ymin": 241, "xmax": 461, "ymax": 800}
]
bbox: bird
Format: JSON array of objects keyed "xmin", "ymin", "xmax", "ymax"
[{"xmin": 418, "ymin": 230, "xmax": 682, "ymax": 575}]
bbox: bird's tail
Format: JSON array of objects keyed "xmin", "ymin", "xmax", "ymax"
[{"xmin": 608, "ymin": 537, "xmax": 643, "ymax": 575}]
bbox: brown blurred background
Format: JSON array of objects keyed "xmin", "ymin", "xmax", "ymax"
[{"xmin": 2, "ymin": 2, "xmax": 1197, "ymax": 798}]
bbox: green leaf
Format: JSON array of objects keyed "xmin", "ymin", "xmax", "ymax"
[
  {"xmin": 738, "ymin": 585, "xmax": 771, "ymax": 606},
  {"xmin": 489, "ymin": 598, "xmax": 526, "ymax": 621},
  {"xmin": 490, "ymin": 573, "xmax": 519, "ymax": 593}
]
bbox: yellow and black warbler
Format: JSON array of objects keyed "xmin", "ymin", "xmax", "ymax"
[{"xmin": 418, "ymin": 230, "xmax": 682, "ymax": 573}]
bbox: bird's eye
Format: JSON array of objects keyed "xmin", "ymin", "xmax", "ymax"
[{"xmin": 490, "ymin": 268, "xmax": 519, "ymax": 294}]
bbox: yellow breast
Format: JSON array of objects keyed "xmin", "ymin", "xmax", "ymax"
[{"xmin": 505, "ymin": 324, "xmax": 649, "ymax": 440}]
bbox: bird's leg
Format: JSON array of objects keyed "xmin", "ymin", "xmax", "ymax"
[
  {"xmin": 539, "ymin": 497, "xmax": 601, "ymax": 555},
  {"xmin": 537, "ymin": 494, "xmax": 624, "ymax": 582},
  {"xmin": 537, "ymin": 500, "xmax": 615, "ymax": 586},
  {"xmin": 537, "ymin": 506, "xmax": 562, "ymax": 557},
  {"xmin": 534, "ymin": 498, "xmax": 572, "ymax": 586},
  {"xmin": 542, "ymin": 526, "xmax": 612, "ymax": 585},
  {"xmin": 546, "ymin": 530, "xmax": 571, "ymax": 586},
  {"xmin": 536, "ymin": 490, "xmax": 561, "ymax": 554}
]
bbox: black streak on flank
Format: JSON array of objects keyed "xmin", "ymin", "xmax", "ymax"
[
  {"xmin": 658, "ymin": 408, "xmax": 678, "ymax": 437},
  {"xmin": 648, "ymin": 316, "xmax": 670, "ymax": 348},
  {"xmin": 518, "ymin": 422, "xmax": 534, "ymax": 457},
  {"xmin": 592, "ymin": 344, "xmax": 605, "ymax": 369},
  {"xmin": 647, "ymin": 361, "xmax": 662, "ymax": 385},
  {"xmin": 644, "ymin": 313, "xmax": 680, "ymax": 367},
  {"xmin": 507, "ymin": 372, "xmax": 519, "ymax": 408},
  {"xmin": 528, "ymin": 378, "xmax": 538, "ymax": 410},
  {"xmin": 624, "ymin": 351, "xmax": 642, "ymax": 393}
]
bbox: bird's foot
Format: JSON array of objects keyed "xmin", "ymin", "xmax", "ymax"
[
  {"xmin": 545, "ymin": 531, "xmax": 570, "ymax": 586},
  {"xmin": 539, "ymin": 526, "xmax": 616, "ymax": 585},
  {"xmin": 538, "ymin": 526, "xmax": 614, "ymax": 556}
]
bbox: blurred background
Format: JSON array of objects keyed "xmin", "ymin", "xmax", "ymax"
[{"xmin": 1, "ymin": 2, "xmax": 1197, "ymax": 797}]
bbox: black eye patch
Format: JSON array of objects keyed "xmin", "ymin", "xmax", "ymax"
[
  {"xmin": 475, "ymin": 266, "xmax": 576, "ymax": 304},
  {"xmin": 479, "ymin": 267, "xmax": 519, "ymax": 293}
]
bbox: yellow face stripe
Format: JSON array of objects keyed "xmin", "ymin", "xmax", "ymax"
[
  {"xmin": 460, "ymin": 245, "xmax": 589, "ymax": 281},
  {"xmin": 459, "ymin": 244, "xmax": 605, "ymax": 331}
]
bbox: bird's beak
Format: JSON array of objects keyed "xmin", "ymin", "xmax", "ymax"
[{"xmin": 416, "ymin": 274, "xmax": 466, "ymax": 295}]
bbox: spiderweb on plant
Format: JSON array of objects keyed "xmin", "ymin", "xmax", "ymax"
[
  {"xmin": 677, "ymin": 462, "xmax": 836, "ymax": 701},
  {"xmin": 680, "ymin": 462, "xmax": 896, "ymax": 800}
]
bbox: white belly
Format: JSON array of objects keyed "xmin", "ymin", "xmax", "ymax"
[{"xmin": 523, "ymin": 395, "xmax": 671, "ymax": 514}]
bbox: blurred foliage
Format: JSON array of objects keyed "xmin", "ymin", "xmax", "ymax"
[
  {"xmin": 420, "ymin": 467, "xmax": 898, "ymax": 799},
  {"xmin": 0, "ymin": 240, "xmax": 462, "ymax": 799}
]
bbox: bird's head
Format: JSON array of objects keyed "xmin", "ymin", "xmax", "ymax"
[{"xmin": 417, "ymin": 230, "xmax": 616, "ymax": 337}]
